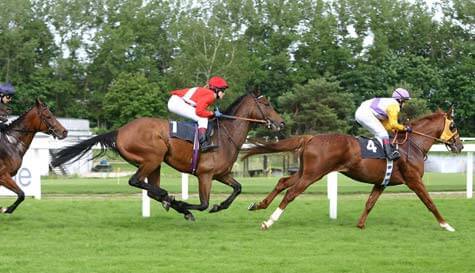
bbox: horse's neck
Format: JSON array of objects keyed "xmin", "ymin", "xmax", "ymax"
[
  {"xmin": 218, "ymin": 108, "xmax": 252, "ymax": 156},
  {"xmin": 406, "ymin": 116, "xmax": 443, "ymax": 155},
  {"xmin": 7, "ymin": 116, "xmax": 38, "ymax": 156}
]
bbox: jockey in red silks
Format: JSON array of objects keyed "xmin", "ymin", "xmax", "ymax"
[
  {"xmin": 355, "ymin": 88, "xmax": 412, "ymax": 160},
  {"xmin": 168, "ymin": 76, "xmax": 228, "ymax": 151}
]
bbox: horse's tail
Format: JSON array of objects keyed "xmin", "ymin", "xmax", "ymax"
[
  {"xmin": 241, "ymin": 135, "xmax": 313, "ymax": 160},
  {"xmin": 51, "ymin": 131, "xmax": 118, "ymax": 167}
]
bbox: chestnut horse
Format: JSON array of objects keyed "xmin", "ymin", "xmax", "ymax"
[
  {"xmin": 243, "ymin": 108, "xmax": 463, "ymax": 231},
  {"xmin": 52, "ymin": 91, "xmax": 284, "ymax": 220},
  {"xmin": 0, "ymin": 99, "xmax": 68, "ymax": 213}
]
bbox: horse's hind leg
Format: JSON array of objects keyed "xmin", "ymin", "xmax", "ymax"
[
  {"xmin": 146, "ymin": 166, "xmax": 194, "ymax": 218},
  {"xmin": 357, "ymin": 184, "xmax": 385, "ymax": 229},
  {"xmin": 249, "ymin": 174, "xmax": 298, "ymax": 211},
  {"xmin": 0, "ymin": 175, "xmax": 25, "ymax": 214},
  {"xmin": 261, "ymin": 170, "xmax": 326, "ymax": 230}
]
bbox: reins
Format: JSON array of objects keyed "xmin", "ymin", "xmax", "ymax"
[{"xmin": 219, "ymin": 114, "xmax": 267, "ymax": 124}]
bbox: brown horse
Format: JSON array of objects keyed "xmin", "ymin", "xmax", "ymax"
[
  {"xmin": 0, "ymin": 99, "xmax": 68, "ymax": 213},
  {"xmin": 52, "ymin": 91, "xmax": 284, "ymax": 220},
  {"xmin": 243, "ymin": 108, "xmax": 463, "ymax": 231}
]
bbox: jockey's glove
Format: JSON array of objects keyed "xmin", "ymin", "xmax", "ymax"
[
  {"xmin": 214, "ymin": 110, "xmax": 222, "ymax": 118},
  {"xmin": 405, "ymin": 126, "xmax": 413, "ymax": 133}
]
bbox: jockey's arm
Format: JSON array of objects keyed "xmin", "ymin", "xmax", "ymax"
[
  {"xmin": 195, "ymin": 94, "xmax": 215, "ymax": 118},
  {"xmin": 384, "ymin": 104, "xmax": 405, "ymax": 131}
]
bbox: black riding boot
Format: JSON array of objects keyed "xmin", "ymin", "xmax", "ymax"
[
  {"xmin": 198, "ymin": 131, "xmax": 217, "ymax": 152},
  {"xmin": 383, "ymin": 141, "xmax": 400, "ymax": 160}
]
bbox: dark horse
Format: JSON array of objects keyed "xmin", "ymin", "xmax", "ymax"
[
  {"xmin": 0, "ymin": 99, "xmax": 68, "ymax": 213},
  {"xmin": 243, "ymin": 108, "xmax": 463, "ymax": 231},
  {"xmin": 52, "ymin": 91, "xmax": 284, "ymax": 220}
]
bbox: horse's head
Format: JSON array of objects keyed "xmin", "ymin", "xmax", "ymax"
[
  {"xmin": 411, "ymin": 106, "xmax": 463, "ymax": 153},
  {"xmin": 32, "ymin": 98, "xmax": 68, "ymax": 139},
  {"xmin": 439, "ymin": 107, "xmax": 463, "ymax": 153},
  {"xmin": 245, "ymin": 90, "xmax": 285, "ymax": 131}
]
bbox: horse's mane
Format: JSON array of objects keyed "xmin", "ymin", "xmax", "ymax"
[
  {"xmin": 409, "ymin": 110, "xmax": 445, "ymax": 126},
  {"xmin": 223, "ymin": 94, "xmax": 249, "ymax": 115},
  {"xmin": 6, "ymin": 106, "xmax": 35, "ymax": 130}
]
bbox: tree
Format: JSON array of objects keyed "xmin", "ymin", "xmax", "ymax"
[
  {"xmin": 103, "ymin": 73, "xmax": 168, "ymax": 128},
  {"xmin": 278, "ymin": 76, "xmax": 356, "ymax": 135}
]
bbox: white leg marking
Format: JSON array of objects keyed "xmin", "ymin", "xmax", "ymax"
[
  {"xmin": 440, "ymin": 222, "xmax": 456, "ymax": 232},
  {"xmin": 261, "ymin": 208, "xmax": 284, "ymax": 230}
]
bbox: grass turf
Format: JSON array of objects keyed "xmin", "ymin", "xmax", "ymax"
[{"xmin": 0, "ymin": 195, "xmax": 474, "ymax": 273}]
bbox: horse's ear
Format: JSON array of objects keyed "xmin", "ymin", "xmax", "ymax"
[
  {"xmin": 252, "ymin": 88, "xmax": 261, "ymax": 97},
  {"xmin": 35, "ymin": 98, "xmax": 42, "ymax": 106},
  {"xmin": 447, "ymin": 105, "xmax": 454, "ymax": 119}
]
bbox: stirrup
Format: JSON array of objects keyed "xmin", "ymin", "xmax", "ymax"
[
  {"xmin": 387, "ymin": 151, "xmax": 400, "ymax": 160},
  {"xmin": 200, "ymin": 143, "xmax": 218, "ymax": 152}
]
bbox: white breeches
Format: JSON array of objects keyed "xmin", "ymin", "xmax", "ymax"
[
  {"xmin": 168, "ymin": 95, "xmax": 208, "ymax": 129},
  {"xmin": 355, "ymin": 101, "xmax": 388, "ymax": 144}
]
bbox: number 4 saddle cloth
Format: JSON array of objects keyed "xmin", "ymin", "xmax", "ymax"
[{"xmin": 356, "ymin": 136, "xmax": 387, "ymax": 159}]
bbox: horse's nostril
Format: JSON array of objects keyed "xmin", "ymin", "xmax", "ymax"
[{"xmin": 63, "ymin": 130, "xmax": 68, "ymax": 138}]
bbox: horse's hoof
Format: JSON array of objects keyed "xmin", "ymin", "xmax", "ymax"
[
  {"xmin": 184, "ymin": 213, "xmax": 195, "ymax": 222},
  {"xmin": 248, "ymin": 203, "xmax": 257, "ymax": 211},
  {"xmin": 209, "ymin": 204, "xmax": 220, "ymax": 213},
  {"xmin": 162, "ymin": 201, "xmax": 171, "ymax": 211},
  {"xmin": 0, "ymin": 207, "xmax": 6, "ymax": 213},
  {"xmin": 260, "ymin": 222, "xmax": 269, "ymax": 230},
  {"xmin": 356, "ymin": 224, "xmax": 365, "ymax": 230},
  {"xmin": 440, "ymin": 222, "xmax": 455, "ymax": 232}
]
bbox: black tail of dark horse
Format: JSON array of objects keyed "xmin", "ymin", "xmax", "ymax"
[{"xmin": 51, "ymin": 131, "xmax": 118, "ymax": 167}]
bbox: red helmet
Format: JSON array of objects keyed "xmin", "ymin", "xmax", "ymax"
[{"xmin": 208, "ymin": 76, "xmax": 228, "ymax": 90}]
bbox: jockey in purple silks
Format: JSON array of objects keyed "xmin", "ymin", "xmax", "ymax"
[
  {"xmin": 355, "ymin": 88, "xmax": 412, "ymax": 160},
  {"xmin": 0, "ymin": 82, "xmax": 15, "ymax": 126}
]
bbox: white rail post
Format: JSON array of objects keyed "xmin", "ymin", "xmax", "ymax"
[
  {"xmin": 327, "ymin": 172, "xmax": 338, "ymax": 219},
  {"xmin": 182, "ymin": 173, "xmax": 189, "ymax": 200},
  {"xmin": 467, "ymin": 152, "xmax": 473, "ymax": 199},
  {"xmin": 142, "ymin": 178, "xmax": 150, "ymax": 217},
  {"xmin": 142, "ymin": 189, "xmax": 150, "ymax": 217}
]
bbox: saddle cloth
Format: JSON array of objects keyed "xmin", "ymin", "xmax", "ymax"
[
  {"xmin": 169, "ymin": 121, "xmax": 214, "ymax": 143},
  {"xmin": 356, "ymin": 136, "xmax": 386, "ymax": 159},
  {"xmin": 356, "ymin": 136, "xmax": 394, "ymax": 187}
]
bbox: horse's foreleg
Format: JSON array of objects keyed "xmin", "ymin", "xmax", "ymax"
[
  {"xmin": 179, "ymin": 174, "xmax": 213, "ymax": 213},
  {"xmin": 357, "ymin": 184, "xmax": 385, "ymax": 229},
  {"xmin": 405, "ymin": 179, "xmax": 454, "ymax": 232},
  {"xmin": 0, "ymin": 175, "xmax": 25, "ymax": 214},
  {"xmin": 249, "ymin": 175, "xmax": 298, "ymax": 211},
  {"xmin": 209, "ymin": 174, "xmax": 241, "ymax": 213}
]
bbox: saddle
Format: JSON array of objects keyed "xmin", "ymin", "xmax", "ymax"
[
  {"xmin": 169, "ymin": 120, "xmax": 214, "ymax": 143},
  {"xmin": 356, "ymin": 136, "xmax": 394, "ymax": 187},
  {"xmin": 168, "ymin": 120, "xmax": 217, "ymax": 174}
]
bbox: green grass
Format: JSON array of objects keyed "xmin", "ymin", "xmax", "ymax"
[{"xmin": 0, "ymin": 195, "xmax": 474, "ymax": 273}]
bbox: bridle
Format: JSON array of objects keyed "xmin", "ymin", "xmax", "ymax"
[
  {"xmin": 37, "ymin": 105, "xmax": 61, "ymax": 137},
  {"xmin": 217, "ymin": 94, "xmax": 277, "ymax": 149},
  {"xmin": 12, "ymin": 105, "xmax": 60, "ymax": 137},
  {"xmin": 219, "ymin": 94, "xmax": 274, "ymax": 128},
  {"xmin": 393, "ymin": 114, "xmax": 459, "ymax": 152}
]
